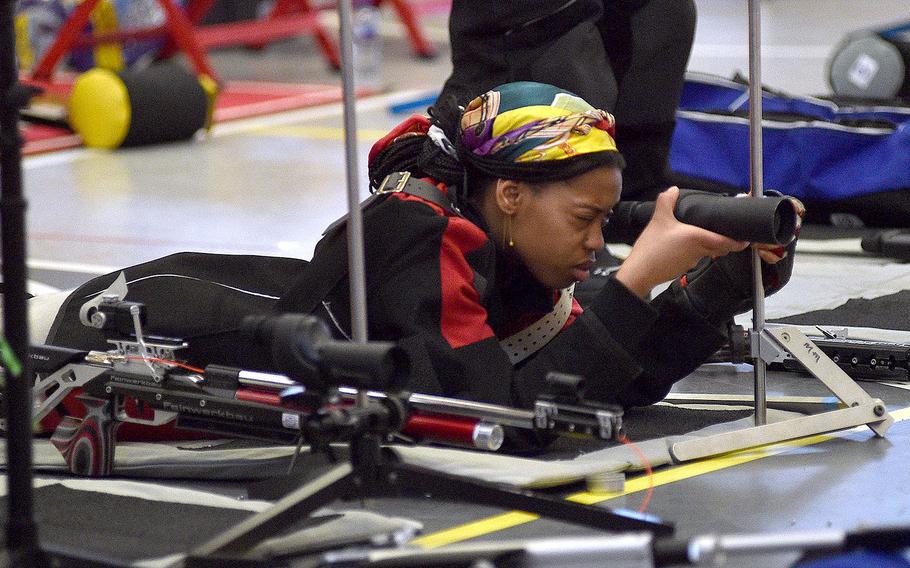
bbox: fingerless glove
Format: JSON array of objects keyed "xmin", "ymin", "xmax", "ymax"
[{"xmin": 678, "ymin": 195, "xmax": 803, "ymax": 325}]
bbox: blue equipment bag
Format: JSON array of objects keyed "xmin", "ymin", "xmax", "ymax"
[{"xmin": 668, "ymin": 73, "xmax": 910, "ymax": 226}]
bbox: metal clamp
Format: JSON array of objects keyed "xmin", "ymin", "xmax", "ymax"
[
  {"xmin": 376, "ymin": 171, "xmax": 411, "ymax": 194},
  {"xmin": 751, "ymin": 328, "xmax": 788, "ymax": 365},
  {"xmin": 534, "ymin": 400, "xmax": 558, "ymax": 430}
]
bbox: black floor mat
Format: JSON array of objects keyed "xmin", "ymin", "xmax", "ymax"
[
  {"xmin": 771, "ymin": 290, "xmax": 910, "ymax": 332},
  {"xmin": 621, "ymin": 404, "xmax": 753, "ymax": 440},
  {"xmin": 0, "ymin": 485, "xmax": 254, "ymax": 562}
]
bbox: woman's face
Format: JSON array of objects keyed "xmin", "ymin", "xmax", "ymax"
[{"xmin": 506, "ymin": 166, "xmax": 622, "ymax": 289}]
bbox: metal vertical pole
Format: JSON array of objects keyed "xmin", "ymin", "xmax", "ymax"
[
  {"xmin": 337, "ymin": 0, "xmax": 368, "ymax": 345},
  {"xmin": 748, "ymin": 0, "xmax": 767, "ymax": 426},
  {"xmin": 337, "ymin": 0, "xmax": 370, "ymax": 408}
]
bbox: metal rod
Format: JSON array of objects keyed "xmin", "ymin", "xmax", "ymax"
[
  {"xmin": 748, "ymin": 0, "xmax": 767, "ymax": 426},
  {"xmin": 337, "ymin": 387, "xmax": 538, "ymax": 428},
  {"xmin": 0, "ymin": 0, "xmax": 48, "ymax": 563},
  {"xmin": 0, "ymin": 0, "xmax": 28, "ymax": 533},
  {"xmin": 406, "ymin": 393, "xmax": 537, "ymax": 428},
  {"xmin": 337, "ymin": 0, "xmax": 368, "ymax": 345},
  {"xmin": 685, "ymin": 530, "xmax": 846, "ymax": 565},
  {"xmin": 337, "ymin": 0, "xmax": 370, "ymax": 408},
  {"xmin": 325, "ymin": 526, "xmax": 910, "ymax": 566}
]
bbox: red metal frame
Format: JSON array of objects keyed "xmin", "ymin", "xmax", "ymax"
[
  {"xmin": 26, "ymin": 0, "xmax": 443, "ymax": 84},
  {"xmin": 173, "ymin": 0, "xmax": 341, "ymax": 69},
  {"xmin": 256, "ymin": 0, "xmax": 340, "ymax": 64},
  {"xmin": 30, "ymin": 0, "xmax": 216, "ymax": 81},
  {"xmin": 28, "ymin": 0, "xmax": 341, "ymax": 83},
  {"xmin": 380, "ymin": 0, "xmax": 437, "ymax": 59},
  {"xmin": 242, "ymin": 0, "xmax": 441, "ymax": 60}
]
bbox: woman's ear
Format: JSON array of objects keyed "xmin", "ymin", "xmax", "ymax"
[{"xmin": 494, "ymin": 179, "xmax": 523, "ymax": 215}]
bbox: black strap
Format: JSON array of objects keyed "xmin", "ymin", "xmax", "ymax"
[
  {"xmin": 275, "ymin": 173, "xmax": 457, "ymax": 317},
  {"xmin": 321, "ymin": 172, "xmax": 458, "ymax": 237}
]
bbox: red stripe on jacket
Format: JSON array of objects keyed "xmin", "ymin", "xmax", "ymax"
[{"xmin": 391, "ymin": 185, "xmax": 495, "ymax": 348}]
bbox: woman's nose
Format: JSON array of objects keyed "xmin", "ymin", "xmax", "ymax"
[{"xmin": 586, "ymin": 223, "xmax": 605, "ymax": 252}]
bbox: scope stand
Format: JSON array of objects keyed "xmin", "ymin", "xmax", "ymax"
[
  {"xmin": 669, "ymin": 326, "xmax": 893, "ymax": 462},
  {"xmin": 183, "ymin": 418, "xmax": 672, "ymax": 566}
]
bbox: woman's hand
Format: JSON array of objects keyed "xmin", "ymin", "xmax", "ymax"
[
  {"xmin": 754, "ymin": 195, "xmax": 805, "ymax": 264},
  {"xmin": 676, "ymin": 193, "xmax": 806, "ymax": 324},
  {"xmin": 615, "ymin": 187, "xmax": 749, "ymax": 298}
]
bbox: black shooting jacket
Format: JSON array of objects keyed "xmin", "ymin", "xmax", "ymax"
[{"xmin": 275, "ymin": 182, "xmax": 729, "ymax": 409}]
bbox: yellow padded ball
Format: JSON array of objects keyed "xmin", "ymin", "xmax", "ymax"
[{"xmin": 68, "ymin": 68, "xmax": 131, "ymax": 149}]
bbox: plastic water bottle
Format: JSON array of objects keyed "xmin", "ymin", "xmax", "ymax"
[
  {"xmin": 15, "ymin": 0, "xmax": 67, "ymax": 71},
  {"xmin": 352, "ymin": 1, "xmax": 383, "ymax": 91}
]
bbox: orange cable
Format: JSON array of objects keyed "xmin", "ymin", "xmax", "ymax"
[
  {"xmin": 617, "ymin": 433, "xmax": 654, "ymax": 513},
  {"xmin": 125, "ymin": 356, "xmax": 204, "ymax": 374}
]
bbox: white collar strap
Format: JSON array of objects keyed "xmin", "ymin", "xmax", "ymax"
[{"xmin": 500, "ymin": 284, "xmax": 576, "ymax": 365}]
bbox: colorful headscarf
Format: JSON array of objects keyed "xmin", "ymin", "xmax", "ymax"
[
  {"xmin": 366, "ymin": 82, "xmax": 621, "ymax": 192},
  {"xmin": 459, "ymin": 82, "xmax": 618, "ymax": 164}
]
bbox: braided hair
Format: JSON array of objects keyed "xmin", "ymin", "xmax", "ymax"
[{"xmin": 368, "ymin": 96, "xmax": 466, "ymax": 189}]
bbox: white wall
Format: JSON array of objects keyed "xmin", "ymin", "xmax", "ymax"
[{"xmin": 690, "ymin": 0, "xmax": 909, "ymax": 95}]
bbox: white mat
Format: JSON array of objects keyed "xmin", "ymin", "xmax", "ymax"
[{"xmin": 5, "ymin": 410, "xmax": 802, "ymax": 490}]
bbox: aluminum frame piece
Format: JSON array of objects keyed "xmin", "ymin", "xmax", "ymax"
[
  {"xmin": 748, "ymin": 0, "xmax": 768, "ymax": 426},
  {"xmin": 670, "ymin": 327, "xmax": 893, "ymax": 463}
]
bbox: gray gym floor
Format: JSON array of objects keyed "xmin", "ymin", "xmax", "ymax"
[{"xmin": 10, "ymin": 1, "xmax": 910, "ymax": 566}]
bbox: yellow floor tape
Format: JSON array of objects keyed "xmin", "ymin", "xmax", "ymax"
[{"xmin": 412, "ymin": 405, "xmax": 910, "ymax": 549}]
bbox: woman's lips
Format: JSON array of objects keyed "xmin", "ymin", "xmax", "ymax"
[{"xmin": 572, "ymin": 260, "xmax": 594, "ymax": 282}]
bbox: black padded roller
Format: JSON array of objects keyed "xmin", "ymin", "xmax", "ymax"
[
  {"xmin": 69, "ymin": 62, "xmax": 211, "ymax": 149},
  {"xmin": 118, "ymin": 63, "xmax": 209, "ymax": 147}
]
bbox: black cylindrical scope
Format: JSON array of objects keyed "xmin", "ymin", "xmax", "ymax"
[
  {"xmin": 242, "ymin": 314, "xmax": 409, "ymax": 392},
  {"xmin": 604, "ymin": 189, "xmax": 799, "ymax": 246}
]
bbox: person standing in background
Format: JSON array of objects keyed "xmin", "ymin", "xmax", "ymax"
[{"xmin": 439, "ymin": 0, "xmax": 695, "ymax": 201}]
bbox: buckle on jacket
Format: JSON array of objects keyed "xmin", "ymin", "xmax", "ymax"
[{"xmin": 377, "ymin": 171, "xmax": 410, "ymax": 194}]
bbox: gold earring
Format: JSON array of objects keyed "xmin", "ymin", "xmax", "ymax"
[{"xmin": 504, "ymin": 215, "xmax": 514, "ymax": 248}]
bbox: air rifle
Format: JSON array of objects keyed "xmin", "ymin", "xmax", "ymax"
[{"xmin": 22, "ymin": 298, "xmax": 623, "ymax": 477}]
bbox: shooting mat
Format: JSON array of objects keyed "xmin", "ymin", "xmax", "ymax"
[
  {"xmin": 1, "ymin": 409, "xmax": 802, "ymax": 490},
  {"xmin": 0, "ymin": 479, "xmax": 421, "ymax": 565}
]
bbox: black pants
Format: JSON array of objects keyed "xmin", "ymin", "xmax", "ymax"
[
  {"xmin": 438, "ymin": 0, "xmax": 697, "ymax": 200},
  {"xmin": 45, "ymin": 252, "xmax": 308, "ymax": 370}
]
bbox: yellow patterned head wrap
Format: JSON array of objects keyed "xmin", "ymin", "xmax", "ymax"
[{"xmin": 459, "ymin": 82, "xmax": 618, "ymax": 164}]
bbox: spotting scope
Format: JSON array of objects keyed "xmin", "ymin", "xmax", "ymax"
[{"xmin": 604, "ymin": 189, "xmax": 799, "ymax": 246}]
